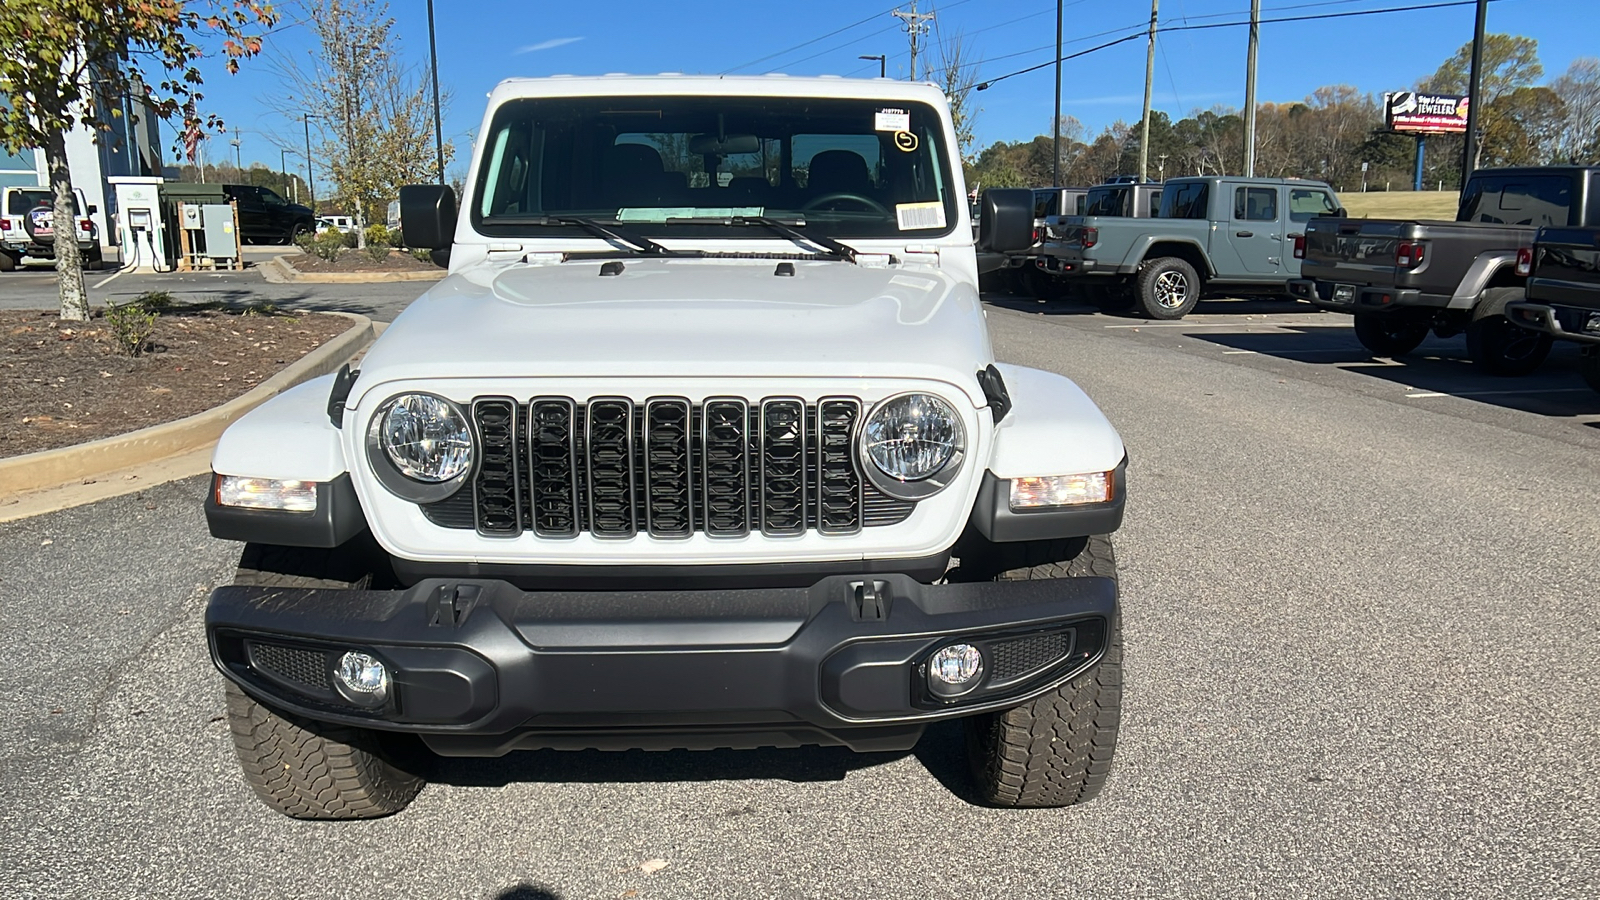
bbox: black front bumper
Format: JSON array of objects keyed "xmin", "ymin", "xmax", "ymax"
[{"xmin": 207, "ymin": 573, "xmax": 1116, "ymax": 755}]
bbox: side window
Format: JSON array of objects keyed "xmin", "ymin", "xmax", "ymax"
[
  {"xmin": 1289, "ymin": 189, "xmax": 1338, "ymax": 223},
  {"xmin": 1234, "ymin": 187, "xmax": 1277, "ymax": 221},
  {"xmin": 1160, "ymin": 183, "xmax": 1208, "ymax": 219}
]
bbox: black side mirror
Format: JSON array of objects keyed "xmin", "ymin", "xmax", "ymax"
[
  {"xmin": 977, "ymin": 188, "xmax": 1034, "ymax": 254},
  {"xmin": 399, "ymin": 184, "xmax": 457, "ymax": 251},
  {"xmin": 1335, "ymin": 207, "xmax": 1349, "ymax": 218}
]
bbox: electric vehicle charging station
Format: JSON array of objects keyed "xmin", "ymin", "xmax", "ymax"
[{"xmin": 108, "ymin": 176, "xmax": 168, "ymax": 272}]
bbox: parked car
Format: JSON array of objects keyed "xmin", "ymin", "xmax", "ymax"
[
  {"xmin": 1289, "ymin": 166, "xmax": 1600, "ymax": 375},
  {"xmin": 1031, "ymin": 181, "xmax": 1165, "ymax": 301},
  {"xmin": 1037, "ymin": 176, "xmax": 1342, "ymax": 318},
  {"xmin": 1507, "ymin": 226, "xmax": 1600, "ymax": 392},
  {"xmin": 318, "ymin": 215, "xmax": 357, "ymax": 235},
  {"xmin": 977, "ymin": 186, "xmax": 1087, "ymax": 296},
  {"xmin": 222, "ymin": 184, "xmax": 315, "ymax": 244},
  {"xmin": 203, "ymin": 74, "xmax": 1129, "ymax": 819},
  {"xmin": 0, "ymin": 186, "xmax": 99, "ymax": 271}
]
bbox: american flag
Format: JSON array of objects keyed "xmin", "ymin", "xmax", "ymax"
[{"xmin": 184, "ymin": 124, "xmax": 202, "ymax": 165}]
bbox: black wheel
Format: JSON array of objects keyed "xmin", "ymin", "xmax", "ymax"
[
  {"xmin": 1581, "ymin": 352, "xmax": 1600, "ymax": 395},
  {"xmin": 1353, "ymin": 313, "xmax": 1429, "ymax": 357},
  {"xmin": 223, "ymin": 542, "xmax": 423, "ymax": 819},
  {"xmin": 1135, "ymin": 257, "xmax": 1200, "ymax": 319},
  {"xmin": 1465, "ymin": 287, "xmax": 1552, "ymax": 376},
  {"xmin": 84, "ymin": 247, "xmax": 103, "ymax": 271},
  {"xmin": 0, "ymin": 251, "xmax": 15, "ymax": 272},
  {"xmin": 1020, "ymin": 265, "xmax": 1060, "ymax": 301},
  {"xmin": 962, "ymin": 535, "xmax": 1122, "ymax": 808},
  {"xmin": 289, "ymin": 221, "xmax": 312, "ymax": 243}
]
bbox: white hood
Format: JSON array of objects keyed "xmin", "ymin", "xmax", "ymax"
[{"xmin": 352, "ymin": 257, "xmax": 993, "ymax": 405}]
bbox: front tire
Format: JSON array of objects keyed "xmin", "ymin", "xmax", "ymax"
[
  {"xmin": 1581, "ymin": 351, "xmax": 1600, "ymax": 395},
  {"xmin": 963, "ymin": 535, "xmax": 1122, "ymax": 808},
  {"xmin": 1465, "ymin": 287, "xmax": 1551, "ymax": 376},
  {"xmin": 1353, "ymin": 312, "xmax": 1429, "ymax": 357},
  {"xmin": 1135, "ymin": 257, "xmax": 1200, "ymax": 319}
]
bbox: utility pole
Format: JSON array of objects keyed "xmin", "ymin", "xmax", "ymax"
[
  {"xmin": 232, "ymin": 126, "xmax": 242, "ymax": 172},
  {"xmin": 1053, "ymin": 0, "xmax": 1063, "ymax": 186},
  {"xmin": 893, "ymin": 1, "xmax": 934, "ymax": 81},
  {"xmin": 1243, "ymin": 0, "xmax": 1260, "ymax": 177},
  {"xmin": 1461, "ymin": 0, "xmax": 1489, "ymax": 184},
  {"xmin": 302, "ymin": 113, "xmax": 319, "ymax": 212},
  {"xmin": 426, "ymin": 0, "xmax": 446, "ymax": 186},
  {"xmin": 281, "ymin": 148, "xmax": 293, "ymax": 202},
  {"xmin": 1139, "ymin": 0, "xmax": 1158, "ymax": 182}
]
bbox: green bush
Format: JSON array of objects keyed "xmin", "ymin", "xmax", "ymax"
[
  {"xmin": 293, "ymin": 232, "xmax": 317, "ymax": 255},
  {"xmin": 106, "ymin": 300, "xmax": 157, "ymax": 357},
  {"xmin": 363, "ymin": 223, "xmax": 392, "ymax": 262},
  {"xmin": 309, "ymin": 228, "xmax": 347, "ymax": 262},
  {"xmin": 134, "ymin": 290, "xmax": 175, "ymax": 311},
  {"xmin": 411, "ymin": 247, "xmax": 432, "ymax": 263}
]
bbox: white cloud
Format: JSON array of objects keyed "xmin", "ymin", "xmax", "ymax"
[{"xmin": 516, "ymin": 37, "xmax": 584, "ymax": 54}]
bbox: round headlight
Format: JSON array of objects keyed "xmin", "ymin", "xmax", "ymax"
[
  {"xmin": 862, "ymin": 392, "xmax": 963, "ymax": 484},
  {"xmin": 378, "ymin": 393, "xmax": 473, "ymax": 483}
]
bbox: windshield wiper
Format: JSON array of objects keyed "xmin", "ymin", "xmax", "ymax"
[
  {"xmin": 482, "ymin": 214, "xmax": 693, "ymax": 257},
  {"xmin": 662, "ymin": 215, "xmax": 860, "ymax": 265}
]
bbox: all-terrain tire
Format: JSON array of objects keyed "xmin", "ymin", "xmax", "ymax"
[
  {"xmin": 965, "ymin": 534, "xmax": 1122, "ymax": 808},
  {"xmin": 225, "ymin": 682, "xmax": 424, "ymax": 819},
  {"xmin": 1581, "ymin": 352, "xmax": 1600, "ymax": 395},
  {"xmin": 1135, "ymin": 257, "xmax": 1200, "ymax": 319},
  {"xmin": 0, "ymin": 251, "xmax": 15, "ymax": 272},
  {"xmin": 1353, "ymin": 312, "xmax": 1429, "ymax": 357},
  {"xmin": 1465, "ymin": 287, "xmax": 1552, "ymax": 376}
]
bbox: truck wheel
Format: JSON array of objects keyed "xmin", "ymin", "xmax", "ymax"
[
  {"xmin": 1020, "ymin": 266, "xmax": 1061, "ymax": 301},
  {"xmin": 1581, "ymin": 352, "xmax": 1600, "ymax": 395},
  {"xmin": 225, "ymin": 682, "xmax": 424, "ymax": 820},
  {"xmin": 1135, "ymin": 257, "xmax": 1200, "ymax": 319},
  {"xmin": 1465, "ymin": 287, "xmax": 1552, "ymax": 377},
  {"xmin": 964, "ymin": 535, "xmax": 1122, "ymax": 808},
  {"xmin": 0, "ymin": 251, "xmax": 15, "ymax": 272},
  {"xmin": 1353, "ymin": 313, "xmax": 1428, "ymax": 358}
]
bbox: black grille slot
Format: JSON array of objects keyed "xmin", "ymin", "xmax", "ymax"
[
  {"xmin": 586, "ymin": 398, "xmax": 636, "ymax": 537},
  {"xmin": 816, "ymin": 399, "xmax": 862, "ymax": 535},
  {"xmin": 472, "ymin": 398, "xmax": 521, "ymax": 536},
  {"xmin": 760, "ymin": 398, "xmax": 807, "ymax": 536},
  {"xmin": 989, "ymin": 632, "xmax": 1074, "ymax": 682},
  {"xmin": 645, "ymin": 398, "xmax": 693, "ymax": 538},
  {"xmin": 421, "ymin": 490, "xmax": 476, "ymax": 528},
  {"xmin": 862, "ymin": 484, "xmax": 916, "ymax": 527},
  {"xmin": 702, "ymin": 398, "xmax": 750, "ymax": 537},
  {"xmin": 249, "ymin": 643, "xmax": 331, "ymax": 691},
  {"xmin": 529, "ymin": 398, "xmax": 579, "ymax": 537}
]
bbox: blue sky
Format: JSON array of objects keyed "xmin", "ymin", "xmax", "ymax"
[{"xmin": 193, "ymin": 0, "xmax": 1592, "ymax": 173}]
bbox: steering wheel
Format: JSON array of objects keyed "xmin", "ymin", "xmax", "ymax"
[{"xmin": 802, "ymin": 192, "xmax": 892, "ymax": 217}]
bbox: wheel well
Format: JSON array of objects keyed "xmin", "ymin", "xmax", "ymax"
[
  {"xmin": 1484, "ymin": 264, "xmax": 1525, "ymax": 290},
  {"xmin": 1143, "ymin": 241, "xmax": 1211, "ymax": 278}
]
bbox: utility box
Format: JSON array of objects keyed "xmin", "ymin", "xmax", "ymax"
[{"xmin": 201, "ymin": 204, "xmax": 238, "ymax": 258}]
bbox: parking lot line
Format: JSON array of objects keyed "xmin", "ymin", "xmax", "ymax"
[
  {"xmin": 92, "ymin": 270, "xmax": 125, "ymax": 289},
  {"xmin": 1405, "ymin": 388, "xmax": 1592, "ymax": 399}
]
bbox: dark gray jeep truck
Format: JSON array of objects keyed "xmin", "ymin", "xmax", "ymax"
[
  {"xmin": 1290, "ymin": 166, "xmax": 1600, "ymax": 375},
  {"xmin": 980, "ymin": 186, "xmax": 1088, "ymax": 297},
  {"xmin": 1507, "ymin": 226, "xmax": 1600, "ymax": 393}
]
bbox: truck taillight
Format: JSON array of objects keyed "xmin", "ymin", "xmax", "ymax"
[
  {"xmin": 1292, "ymin": 234, "xmax": 1306, "ymax": 259},
  {"xmin": 0, "ymin": 219, "xmax": 9, "ymax": 232},
  {"xmin": 80, "ymin": 219, "xmax": 93, "ymax": 231},
  {"xmin": 1032, "ymin": 227, "xmax": 1041, "ymax": 244},
  {"xmin": 1396, "ymin": 240, "xmax": 1426, "ymax": 269},
  {"xmin": 1515, "ymin": 247, "xmax": 1532, "ymax": 277},
  {"xmin": 1081, "ymin": 227, "xmax": 1098, "ymax": 249}
]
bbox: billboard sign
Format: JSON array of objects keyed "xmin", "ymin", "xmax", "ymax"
[{"xmin": 1385, "ymin": 92, "xmax": 1469, "ymax": 134}]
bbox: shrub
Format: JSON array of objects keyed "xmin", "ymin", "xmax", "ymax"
[
  {"xmin": 309, "ymin": 228, "xmax": 346, "ymax": 262},
  {"xmin": 293, "ymin": 232, "xmax": 317, "ymax": 255},
  {"xmin": 411, "ymin": 247, "xmax": 432, "ymax": 263},
  {"xmin": 134, "ymin": 290, "xmax": 175, "ymax": 311},
  {"xmin": 106, "ymin": 300, "xmax": 157, "ymax": 357},
  {"xmin": 364, "ymin": 223, "xmax": 392, "ymax": 246},
  {"xmin": 363, "ymin": 223, "xmax": 392, "ymax": 262}
]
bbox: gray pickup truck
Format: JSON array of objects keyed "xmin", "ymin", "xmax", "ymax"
[
  {"xmin": 982, "ymin": 186, "xmax": 1089, "ymax": 297},
  {"xmin": 1507, "ymin": 226, "xmax": 1600, "ymax": 392},
  {"xmin": 1290, "ymin": 166, "xmax": 1600, "ymax": 375},
  {"xmin": 1039, "ymin": 176, "xmax": 1342, "ymax": 318}
]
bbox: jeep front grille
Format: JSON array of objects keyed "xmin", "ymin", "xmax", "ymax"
[{"xmin": 420, "ymin": 396, "xmax": 916, "ymax": 537}]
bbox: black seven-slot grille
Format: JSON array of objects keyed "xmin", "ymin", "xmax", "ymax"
[{"xmin": 422, "ymin": 396, "xmax": 916, "ymax": 538}]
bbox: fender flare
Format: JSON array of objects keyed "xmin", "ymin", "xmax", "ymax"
[
  {"xmin": 1122, "ymin": 235, "xmax": 1215, "ymax": 276},
  {"xmin": 1449, "ymin": 250, "xmax": 1521, "ymax": 310}
]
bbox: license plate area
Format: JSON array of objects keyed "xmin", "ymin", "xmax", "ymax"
[
  {"xmin": 1586, "ymin": 312, "xmax": 1600, "ymax": 335},
  {"xmin": 1332, "ymin": 284, "xmax": 1356, "ymax": 304}
]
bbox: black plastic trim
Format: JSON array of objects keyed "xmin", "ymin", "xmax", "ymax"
[
  {"xmin": 205, "ymin": 472, "xmax": 367, "ymax": 548},
  {"xmin": 970, "ymin": 458, "xmax": 1127, "ymax": 543},
  {"xmin": 388, "ymin": 553, "xmax": 951, "ymax": 591}
]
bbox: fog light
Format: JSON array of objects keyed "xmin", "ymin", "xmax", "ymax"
[
  {"xmin": 1010, "ymin": 471, "xmax": 1113, "ymax": 509},
  {"xmin": 215, "ymin": 474, "xmax": 317, "ymax": 512},
  {"xmin": 927, "ymin": 643, "xmax": 984, "ymax": 698},
  {"xmin": 334, "ymin": 651, "xmax": 389, "ymax": 706}
]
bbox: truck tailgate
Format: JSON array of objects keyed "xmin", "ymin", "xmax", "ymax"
[
  {"xmin": 1302, "ymin": 219, "xmax": 1404, "ymax": 285},
  {"xmin": 1528, "ymin": 227, "xmax": 1600, "ymax": 311}
]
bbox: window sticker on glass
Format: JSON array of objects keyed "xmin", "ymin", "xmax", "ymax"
[
  {"xmin": 874, "ymin": 108, "xmax": 910, "ymax": 132},
  {"xmin": 896, "ymin": 201, "xmax": 946, "ymax": 231},
  {"xmin": 893, "ymin": 131, "xmax": 918, "ymax": 152}
]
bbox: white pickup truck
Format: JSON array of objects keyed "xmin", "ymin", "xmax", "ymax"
[
  {"xmin": 202, "ymin": 75, "xmax": 1129, "ymax": 819},
  {"xmin": 0, "ymin": 186, "xmax": 100, "ymax": 271}
]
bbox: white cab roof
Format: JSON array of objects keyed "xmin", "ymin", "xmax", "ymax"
[{"xmin": 487, "ymin": 75, "xmax": 948, "ymax": 105}]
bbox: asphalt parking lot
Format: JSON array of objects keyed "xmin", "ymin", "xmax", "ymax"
[{"xmin": 1, "ymin": 280, "xmax": 1596, "ymax": 898}]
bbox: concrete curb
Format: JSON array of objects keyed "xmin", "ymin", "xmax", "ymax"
[
  {"xmin": 273, "ymin": 254, "xmax": 444, "ymax": 283},
  {"xmin": 0, "ymin": 311, "xmax": 375, "ymax": 503}
]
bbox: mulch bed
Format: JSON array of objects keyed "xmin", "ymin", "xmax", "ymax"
[
  {"xmin": 1, "ymin": 307, "xmax": 351, "ymax": 459},
  {"xmin": 289, "ymin": 248, "xmax": 439, "ymax": 274}
]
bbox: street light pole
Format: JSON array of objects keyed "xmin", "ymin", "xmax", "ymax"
[
  {"xmin": 426, "ymin": 0, "xmax": 446, "ymax": 185},
  {"xmin": 1053, "ymin": 0, "xmax": 1062, "ymax": 186},
  {"xmin": 1461, "ymin": 0, "xmax": 1489, "ymax": 183},
  {"xmin": 858, "ymin": 55, "xmax": 886, "ymax": 78}
]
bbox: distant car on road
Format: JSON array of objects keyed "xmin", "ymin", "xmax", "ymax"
[{"xmin": 222, "ymin": 184, "xmax": 314, "ymax": 245}]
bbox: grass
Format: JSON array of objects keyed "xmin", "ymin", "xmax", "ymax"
[{"xmin": 1339, "ymin": 190, "xmax": 1460, "ymax": 221}]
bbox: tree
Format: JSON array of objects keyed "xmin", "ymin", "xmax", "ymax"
[
  {"xmin": 1483, "ymin": 86, "xmax": 1566, "ymax": 166},
  {"xmin": 1551, "ymin": 57, "xmax": 1600, "ymax": 163},
  {"xmin": 0, "ymin": 1, "xmax": 274, "ymax": 320},
  {"xmin": 1422, "ymin": 33, "xmax": 1543, "ymax": 170},
  {"xmin": 932, "ymin": 32, "xmax": 980, "ymax": 168},
  {"xmin": 272, "ymin": 0, "xmax": 453, "ymax": 248}
]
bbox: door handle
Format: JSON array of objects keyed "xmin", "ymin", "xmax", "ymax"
[
  {"xmin": 1269, "ymin": 234, "xmax": 1280, "ymax": 240},
  {"xmin": 1235, "ymin": 231, "xmax": 1253, "ymax": 238}
]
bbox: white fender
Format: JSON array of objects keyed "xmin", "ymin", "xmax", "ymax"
[
  {"xmin": 211, "ymin": 374, "xmax": 348, "ymax": 481},
  {"xmin": 986, "ymin": 364, "xmax": 1125, "ymax": 479}
]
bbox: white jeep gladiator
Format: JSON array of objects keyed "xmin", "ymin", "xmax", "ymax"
[{"xmin": 203, "ymin": 75, "xmax": 1128, "ymax": 819}]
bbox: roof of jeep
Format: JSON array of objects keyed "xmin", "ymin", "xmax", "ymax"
[{"xmin": 486, "ymin": 74, "xmax": 950, "ymax": 105}]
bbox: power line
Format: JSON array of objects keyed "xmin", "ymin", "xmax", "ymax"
[
  {"xmin": 977, "ymin": 0, "xmax": 1508, "ymax": 91},
  {"xmin": 722, "ymin": 3, "xmax": 907, "ymax": 74}
]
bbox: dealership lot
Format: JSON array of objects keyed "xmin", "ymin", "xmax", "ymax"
[{"xmin": 1, "ymin": 282, "xmax": 1594, "ymax": 899}]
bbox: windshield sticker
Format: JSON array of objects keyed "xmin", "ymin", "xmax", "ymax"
[
  {"xmin": 893, "ymin": 131, "xmax": 918, "ymax": 153},
  {"xmin": 895, "ymin": 201, "xmax": 946, "ymax": 231},
  {"xmin": 874, "ymin": 108, "xmax": 910, "ymax": 132}
]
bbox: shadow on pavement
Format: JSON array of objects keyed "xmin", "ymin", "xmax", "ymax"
[
  {"xmin": 983, "ymin": 292, "xmax": 1311, "ymax": 319},
  {"xmin": 428, "ymin": 743, "xmax": 908, "ymax": 788},
  {"xmin": 909, "ymin": 720, "xmax": 985, "ymax": 806},
  {"xmin": 494, "ymin": 884, "xmax": 562, "ymax": 900}
]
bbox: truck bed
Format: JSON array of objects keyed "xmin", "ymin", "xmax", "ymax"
[{"xmin": 1301, "ymin": 217, "xmax": 1535, "ymax": 302}]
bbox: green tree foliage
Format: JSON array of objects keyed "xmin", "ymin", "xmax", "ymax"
[
  {"xmin": 0, "ymin": 0, "xmax": 275, "ymax": 320},
  {"xmin": 1423, "ymin": 33, "xmax": 1543, "ymax": 171}
]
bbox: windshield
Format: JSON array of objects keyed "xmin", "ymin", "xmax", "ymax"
[
  {"xmin": 7, "ymin": 190, "xmax": 80, "ymax": 216},
  {"xmin": 472, "ymin": 95, "xmax": 958, "ymax": 240}
]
